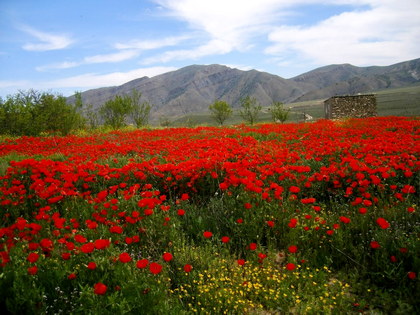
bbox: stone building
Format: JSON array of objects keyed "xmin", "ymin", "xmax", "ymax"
[{"xmin": 324, "ymin": 94, "xmax": 377, "ymax": 119}]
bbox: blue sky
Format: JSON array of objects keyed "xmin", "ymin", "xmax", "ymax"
[{"xmin": 1, "ymin": 0, "xmax": 419, "ymax": 98}]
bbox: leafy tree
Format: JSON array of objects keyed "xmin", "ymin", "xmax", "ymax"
[
  {"xmin": 209, "ymin": 100, "xmax": 232, "ymax": 125},
  {"xmin": 99, "ymin": 94, "xmax": 133, "ymax": 129},
  {"xmin": 239, "ymin": 96, "xmax": 261, "ymax": 125},
  {"xmin": 85, "ymin": 104, "xmax": 100, "ymax": 129},
  {"xmin": 270, "ymin": 101, "xmax": 290, "ymax": 123},
  {"xmin": 0, "ymin": 90, "xmax": 83, "ymax": 136},
  {"xmin": 129, "ymin": 90, "xmax": 152, "ymax": 128}
]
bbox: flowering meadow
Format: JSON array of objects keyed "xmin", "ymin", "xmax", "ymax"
[{"xmin": 0, "ymin": 116, "xmax": 419, "ymax": 314}]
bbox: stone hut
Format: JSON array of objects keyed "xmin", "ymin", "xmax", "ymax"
[{"xmin": 324, "ymin": 94, "xmax": 377, "ymax": 119}]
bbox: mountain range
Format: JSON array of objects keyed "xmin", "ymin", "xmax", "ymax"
[{"xmin": 69, "ymin": 58, "xmax": 420, "ymax": 120}]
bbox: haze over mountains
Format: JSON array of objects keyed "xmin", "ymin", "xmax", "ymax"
[{"xmin": 70, "ymin": 58, "xmax": 420, "ymax": 119}]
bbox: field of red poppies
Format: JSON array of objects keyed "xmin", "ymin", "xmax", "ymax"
[{"xmin": 0, "ymin": 116, "xmax": 419, "ymax": 314}]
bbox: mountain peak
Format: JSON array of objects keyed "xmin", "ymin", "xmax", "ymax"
[{"xmin": 71, "ymin": 58, "xmax": 420, "ymax": 120}]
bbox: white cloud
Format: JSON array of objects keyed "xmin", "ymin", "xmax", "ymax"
[
  {"xmin": 0, "ymin": 67, "xmax": 178, "ymax": 97},
  {"xmin": 47, "ymin": 66, "xmax": 177, "ymax": 88},
  {"xmin": 36, "ymin": 61, "xmax": 81, "ymax": 72},
  {"xmin": 142, "ymin": 38, "xmax": 233, "ymax": 64},
  {"xmin": 115, "ymin": 35, "xmax": 190, "ymax": 50},
  {"xmin": 150, "ymin": 0, "xmax": 292, "ymax": 63},
  {"xmin": 151, "ymin": 0, "xmax": 420, "ymax": 67},
  {"xmin": 19, "ymin": 25, "xmax": 73, "ymax": 51},
  {"xmin": 84, "ymin": 50, "xmax": 140, "ymax": 64},
  {"xmin": 37, "ymin": 50, "xmax": 141, "ymax": 71},
  {"xmin": 266, "ymin": 0, "xmax": 420, "ymax": 66}
]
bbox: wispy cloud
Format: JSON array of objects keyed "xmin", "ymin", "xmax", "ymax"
[
  {"xmin": 37, "ymin": 36, "xmax": 187, "ymax": 71},
  {"xmin": 19, "ymin": 25, "xmax": 73, "ymax": 51},
  {"xmin": 115, "ymin": 35, "xmax": 190, "ymax": 50},
  {"xmin": 37, "ymin": 50, "xmax": 140, "ymax": 71},
  {"xmin": 151, "ymin": 0, "xmax": 420, "ymax": 68},
  {"xmin": 142, "ymin": 38, "xmax": 233, "ymax": 64},
  {"xmin": 151, "ymin": 0, "xmax": 287, "ymax": 62},
  {"xmin": 84, "ymin": 50, "xmax": 140, "ymax": 64},
  {"xmin": 266, "ymin": 1, "xmax": 420, "ymax": 67},
  {"xmin": 0, "ymin": 67, "xmax": 178, "ymax": 96}
]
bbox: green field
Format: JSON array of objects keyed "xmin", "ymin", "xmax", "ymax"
[{"xmin": 168, "ymin": 84, "xmax": 420, "ymax": 127}]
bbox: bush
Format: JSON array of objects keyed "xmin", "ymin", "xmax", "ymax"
[{"xmin": 0, "ymin": 90, "xmax": 84, "ymax": 136}]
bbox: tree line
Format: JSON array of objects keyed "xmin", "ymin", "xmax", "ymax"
[
  {"xmin": 0, "ymin": 89, "xmax": 289, "ymax": 136},
  {"xmin": 0, "ymin": 90, "xmax": 152, "ymax": 136},
  {"xmin": 209, "ymin": 96, "xmax": 290, "ymax": 126}
]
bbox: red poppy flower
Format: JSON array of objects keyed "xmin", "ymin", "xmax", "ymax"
[
  {"xmin": 136, "ymin": 259, "xmax": 149, "ymax": 269},
  {"xmin": 177, "ymin": 209, "xmax": 185, "ymax": 216},
  {"xmin": 109, "ymin": 226, "xmax": 123, "ymax": 234},
  {"xmin": 203, "ymin": 231, "xmax": 213, "ymax": 239},
  {"xmin": 286, "ymin": 263, "xmax": 296, "ymax": 271},
  {"xmin": 28, "ymin": 266, "xmax": 38, "ymax": 275},
  {"xmin": 40, "ymin": 238, "xmax": 53, "ymax": 251},
  {"xmin": 87, "ymin": 262, "xmax": 97, "ymax": 270},
  {"xmin": 27, "ymin": 252, "xmax": 39, "ymax": 263},
  {"xmin": 288, "ymin": 245, "xmax": 298, "ymax": 254},
  {"xmin": 94, "ymin": 282, "xmax": 107, "ymax": 295},
  {"xmin": 183, "ymin": 264, "xmax": 192, "ymax": 273},
  {"xmin": 74, "ymin": 234, "xmax": 87, "ymax": 243},
  {"xmin": 249, "ymin": 243, "xmax": 257, "ymax": 251},
  {"xmin": 339, "ymin": 216, "xmax": 351, "ymax": 224},
  {"xmin": 221, "ymin": 236, "xmax": 230, "ymax": 243},
  {"xmin": 94, "ymin": 239, "xmax": 111, "ymax": 250},
  {"xmin": 288, "ymin": 218, "xmax": 298, "ymax": 228},
  {"xmin": 267, "ymin": 220, "xmax": 275, "ymax": 228},
  {"xmin": 149, "ymin": 262, "xmax": 163, "ymax": 274},
  {"xmin": 119, "ymin": 252, "xmax": 132, "ymax": 263},
  {"xmin": 359, "ymin": 207, "xmax": 367, "ymax": 214},
  {"xmin": 61, "ymin": 252, "xmax": 71, "ymax": 260},
  {"xmin": 370, "ymin": 241, "xmax": 380, "ymax": 249},
  {"xmin": 80, "ymin": 243, "xmax": 95, "ymax": 254},
  {"xmin": 407, "ymin": 271, "xmax": 416, "ymax": 280},
  {"xmin": 376, "ymin": 217, "xmax": 390, "ymax": 229},
  {"xmin": 289, "ymin": 186, "xmax": 300, "ymax": 194},
  {"xmin": 244, "ymin": 203, "xmax": 252, "ymax": 209},
  {"xmin": 162, "ymin": 252, "xmax": 173, "ymax": 262},
  {"xmin": 68, "ymin": 273, "xmax": 77, "ymax": 280},
  {"xmin": 237, "ymin": 259, "xmax": 246, "ymax": 266}
]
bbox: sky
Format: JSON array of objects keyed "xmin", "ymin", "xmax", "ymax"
[{"xmin": 1, "ymin": 0, "xmax": 419, "ymax": 98}]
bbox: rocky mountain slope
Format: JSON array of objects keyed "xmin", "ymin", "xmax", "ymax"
[{"xmin": 69, "ymin": 58, "xmax": 420, "ymax": 119}]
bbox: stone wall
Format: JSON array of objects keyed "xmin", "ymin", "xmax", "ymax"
[{"xmin": 324, "ymin": 94, "xmax": 377, "ymax": 119}]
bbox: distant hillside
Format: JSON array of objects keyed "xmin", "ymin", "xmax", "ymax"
[
  {"xmin": 68, "ymin": 58, "xmax": 420, "ymax": 121},
  {"xmin": 292, "ymin": 59, "xmax": 420, "ymax": 101}
]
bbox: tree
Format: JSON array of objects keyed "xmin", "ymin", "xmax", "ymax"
[
  {"xmin": 239, "ymin": 96, "xmax": 261, "ymax": 125},
  {"xmin": 99, "ymin": 94, "xmax": 133, "ymax": 129},
  {"xmin": 209, "ymin": 100, "xmax": 232, "ymax": 125},
  {"xmin": 0, "ymin": 90, "xmax": 83, "ymax": 136},
  {"xmin": 270, "ymin": 101, "xmax": 290, "ymax": 123},
  {"xmin": 129, "ymin": 90, "xmax": 152, "ymax": 128}
]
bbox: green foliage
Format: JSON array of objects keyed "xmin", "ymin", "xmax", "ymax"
[
  {"xmin": 99, "ymin": 90, "xmax": 152, "ymax": 129},
  {"xmin": 270, "ymin": 101, "xmax": 290, "ymax": 123},
  {"xmin": 99, "ymin": 95, "xmax": 133, "ymax": 129},
  {"xmin": 129, "ymin": 90, "xmax": 152, "ymax": 128},
  {"xmin": 0, "ymin": 90, "xmax": 84, "ymax": 136},
  {"xmin": 209, "ymin": 100, "xmax": 232, "ymax": 125},
  {"xmin": 239, "ymin": 96, "xmax": 262, "ymax": 125}
]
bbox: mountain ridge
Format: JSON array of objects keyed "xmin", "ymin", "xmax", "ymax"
[{"xmin": 69, "ymin": 58, "xmax": 420, "ymax": 120}]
